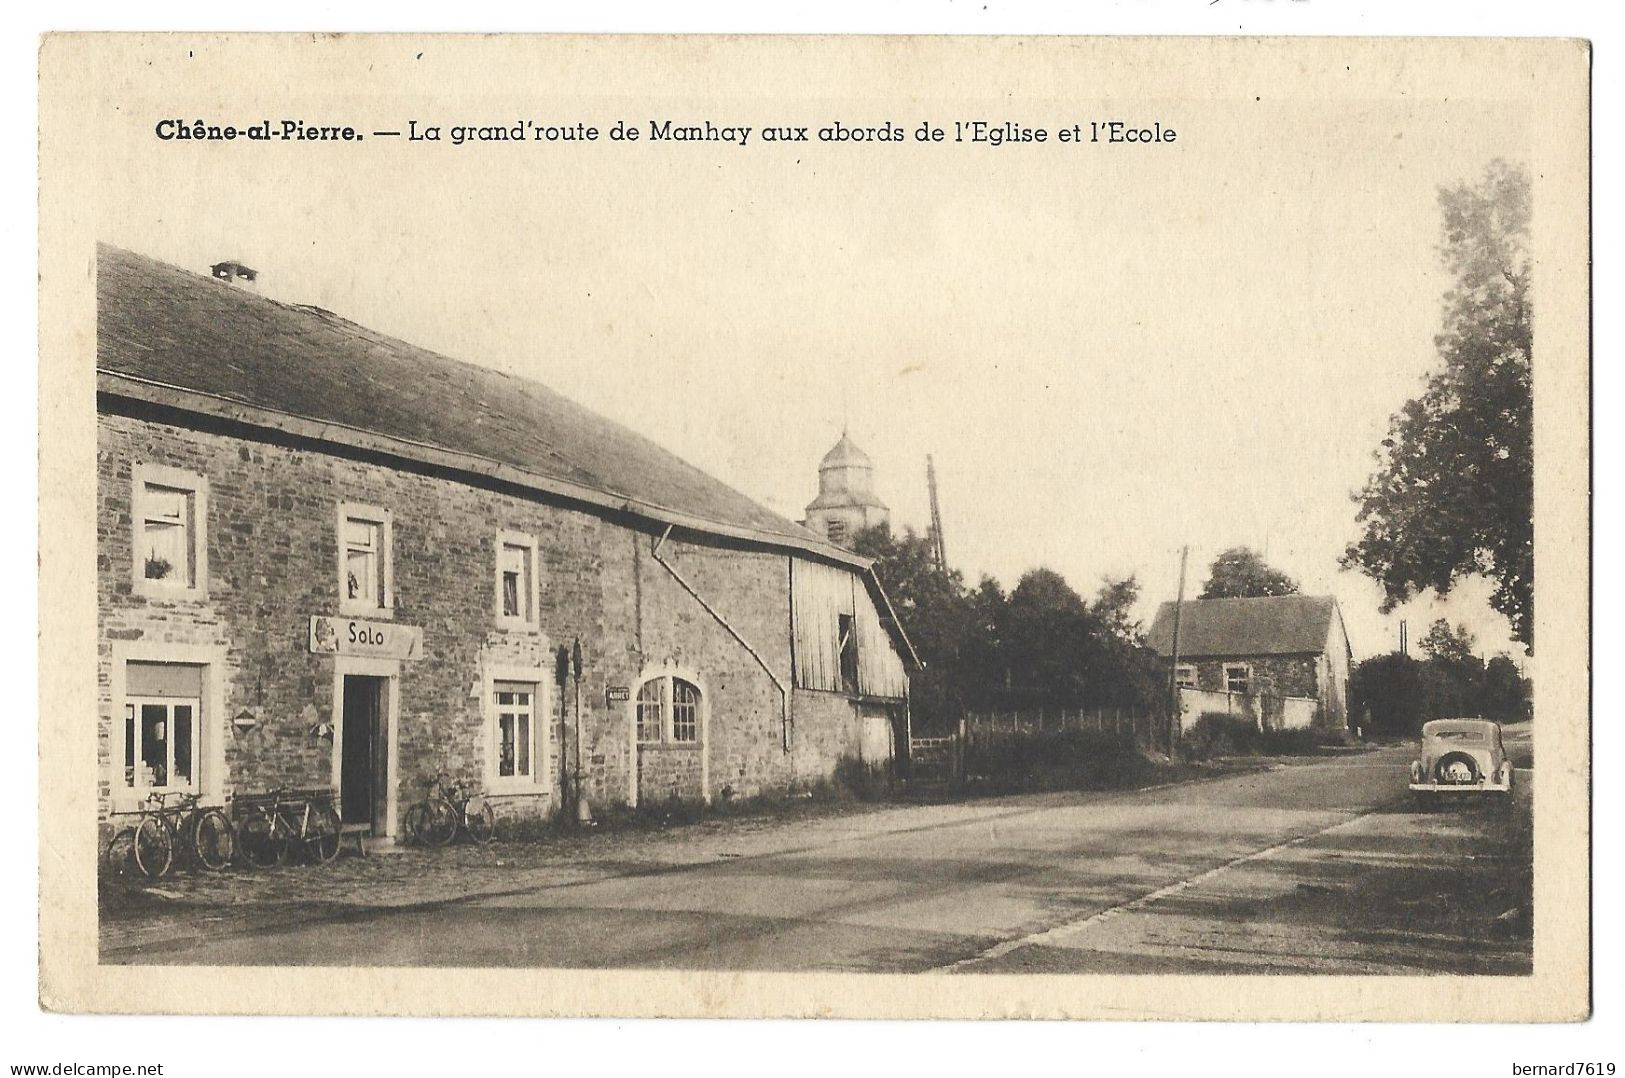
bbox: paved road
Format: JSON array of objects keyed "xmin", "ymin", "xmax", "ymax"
[{"xmin": 112, "ymin": 740, "xmax": 1532, "ymax": 974}]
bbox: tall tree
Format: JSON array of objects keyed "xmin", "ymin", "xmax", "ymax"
[
  {"xmin": 1093, "ymin": 574, "xmax": 1144, "ymax": 642},
  {"xmin": 1002, "ymin": 568, "xmax": 1096, "ymax": 706},
  {"xmin": 1199, "ymin": 546, "xmax": 1300, "ymax": 599},
  {"xmin": 1418, "ymin": 617, "xmax": 1477, "ymax": 665},
  {"xmin": 1344, "ymin": 160, "xmax": 1533, "ymax": 650}
]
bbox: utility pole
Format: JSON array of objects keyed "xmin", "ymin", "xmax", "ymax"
[
  {"xmin": 1399, "ymin": 619, "xmax": 1409, "ymax": 657},
  {"xmin": 1166, "ymin": 545, "xmax": 1189, "ymax": 761},
  {"xmin": 926, "ymin": 454, "xmax": 947, "ymax": 572}
]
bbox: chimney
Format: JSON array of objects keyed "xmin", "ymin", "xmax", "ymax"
[{"xmin": 209, "ymin": 260, "xmax": 259, "ymax": 291}]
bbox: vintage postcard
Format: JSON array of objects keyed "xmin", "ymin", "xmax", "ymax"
[{"xmin": 38, "ymin": 34, "xmax": 1590, "ymax": 1020}]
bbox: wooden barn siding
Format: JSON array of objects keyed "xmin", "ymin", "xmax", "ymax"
[{"xmin": 790, "ymin": 558, "xmax": 906, "ymax": 700}]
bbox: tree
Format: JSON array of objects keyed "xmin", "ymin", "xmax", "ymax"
[
  {"xmin": 1344, "ymin": 160, "xmax": 1533, "ymax": 650},
  {"xmin": 1199, "ymin": 547, "xmax": 1300, "ymax": 599},
  {"xmin": 855, "ymin": 527, "xmax": 1167, "ymax": 724},
  {"xmin": 1481, "ymin": 654, "xmax": 1531, "ymax": 724},
  {"xmin": 1092, "ymin": 574, "xmax": 1144, "ymax": 642},
  {"xmin": 1419, "ymin": 617, "xmax": 1477, "ymax": 665},
  {"xmin": 1002, "ymin": 569, "xmax": 1096, "ymax": 706},
  {"xmin": 1349, "ymin": 652, "xmax": 1427, "ymax": 736}
]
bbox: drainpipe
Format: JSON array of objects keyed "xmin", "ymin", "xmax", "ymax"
[{"xmin": 650, "ymin": 525, "xmax": 792, "ymax": 753}]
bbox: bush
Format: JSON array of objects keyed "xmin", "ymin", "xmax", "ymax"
[
  {"xmin": 1182, "ymin": 713, "xmax": 1334, "ymax": 760},
  {"xmin": 833, "ymin": 755, "xmax": 895, "ymax": 801},
  {"xmin": 1181, "ymin": 713, "xmax": 1260, "ymax": 760},
  {"xmin": 960, "ymin": 727, "xmax": 1151, "ymax": 794},
  {"xmin": 1257, "ymin": 728, "xmax": 1322, "ymax": 755}
]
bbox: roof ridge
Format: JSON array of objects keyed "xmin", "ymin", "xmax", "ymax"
[{"xmin": 94, "ymin": 242, "xmax": 847, "ymax": 563}]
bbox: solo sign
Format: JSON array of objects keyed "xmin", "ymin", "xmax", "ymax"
[{"xmin": 308, "ymin": 615, "xmax": 424, "ymax": 661}]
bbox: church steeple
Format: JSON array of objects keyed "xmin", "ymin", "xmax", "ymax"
[{"xmin": 803, "ymin": 432, "xmax": 889, "ymax": 547}]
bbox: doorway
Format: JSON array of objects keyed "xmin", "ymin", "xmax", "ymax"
[{"xmin": 340, "ymin": 674, "xmax": 387, "ymax": 833}]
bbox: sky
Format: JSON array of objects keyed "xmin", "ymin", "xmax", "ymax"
[{"xmin": 92, "ymin": 70, "xmax": 1531, "ymax": 666}]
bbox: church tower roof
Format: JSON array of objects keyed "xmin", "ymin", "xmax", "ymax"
[
  {"xmin": 819, "ymin": 431, "xmax": 872, "ymax": 471},
  {"xmin": 806, "ymin": 431, "xmax": 889, "ymax": 513}
]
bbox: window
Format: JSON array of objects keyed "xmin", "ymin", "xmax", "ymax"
[
  {"xmin": 483, "ymin": 664, "xmax": 548, "ymax": 792},
  {"xmin": 671, "ymin": 679, "xmax": 700, "ymax": 743},
  {"xmin": 636, "ymin": 679, "xmax": 663, "ymax": 744},
  {"xmin": 494, "ymin": 531, "xmax": 539, "ymax": 627},
  {"xmin": 132, "ymin": 464, "xmax": 207, "ymax": 598},
  {"xmin": 1174, "ymin": 664, "xmax": 1196, "ymax": 690},
  {"xmin": 1224, "ymin": 663, "xmax": 1252, "ymax": 695},
  {"xmin": 493, "ymin": 682, "xmax": 535, "ymax": 780},
  {"xmin": 122, "ymin": 661, "xmax": 203, "ymax": 793},
  {"xmin": 338, "ymin": 504, "xmax": 392, "ymax": 614},
  {"xmin": 837, "ymin": 613, "xmax": 859, "ymax": 694},
  {"xmin": 635, "ymin": 675, "xmax": 704, "ymax": 745}
]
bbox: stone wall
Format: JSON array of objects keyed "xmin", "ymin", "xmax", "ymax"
[
  {"xmin": 97, "ymin": 406, "xmax": 894, "ymax": 836},
  {"xmin": 1191, "ymin": 654, "xmax": 1320, "ymax": 700},
  {"xmin": 1188, "ymin": 653, "xmax": 1342, "ymax": 729}
]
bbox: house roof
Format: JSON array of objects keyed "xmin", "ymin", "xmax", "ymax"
[
  {"xmin": 1145, "ymin": 595, "xmax": 1345, "ymax": 659},
  {"xmin": 96, "ymin": 244, "xmax": 864, "ymax": 558},
  {"xmin": 95, "ymin": 244, "xmax": 920, "ymax": 665}
]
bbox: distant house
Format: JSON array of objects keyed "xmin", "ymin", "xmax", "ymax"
[{"xmin": 1146, "ymin": 595, "xmax": 1352, "ymax": 731}]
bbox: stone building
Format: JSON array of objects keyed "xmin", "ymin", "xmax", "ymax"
[
  {"xmin": 1145, "ymin": 594, "xmax": 1352, "ymax": 730},
  {"xmin": 95, "ymin": 245, "xmax": 916, "ymax": 843},
  {"xmin": 801, "ymin": 432, "xmax": 890, "ymax": 547}
]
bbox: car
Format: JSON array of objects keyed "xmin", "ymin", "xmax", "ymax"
[{"xmin": 1409, "ymin": 717, "xmax": 1515, "ymax": 801}]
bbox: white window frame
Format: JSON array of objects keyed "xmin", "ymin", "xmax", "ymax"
[
  {"xmin": 635, "ymin": 678, "xmax": 664, "ymax": 745},
  {"xmin": 337, "ymin": 502, "xmax": 394, "ymax": 617},
  {"xmin": 123, "ymin": 695, "xmax": 200, "ymax": 796},
  {"xmin": 131, "ymin": 463, "xmax": 208, "ymax": 600},
  {"xmin": 625, "ymin": 666, "xmax": 710, "ymax": 808},
  {"xmin": 670, "ymin": 679, "xmax": 701, "ymax": 743},
  {"xmin": 493, "ymin": 530, "xmax": 541, "ymax": 630},
  {"xmin": 108, "ymin": 642, "xmax": 227, "ymax": 814},
  {"xmin": 1174, "ymin": 664, "xmax": 1197, "ymax": 690},
  {"xmin": 1224, "ymin": 662, "xmax": 1252, "ymax": 695},
  {"xmin": 482, "ymin": 661, "xmax": 550, "ymax": 794}
]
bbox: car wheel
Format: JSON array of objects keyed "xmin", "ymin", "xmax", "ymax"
[{"xmin": 1434, "ymin": 752, "xmax": 1481, "ymax": 785}]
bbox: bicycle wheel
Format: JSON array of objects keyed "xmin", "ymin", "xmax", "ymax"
[
  {"xmin": 103, "ymin": 827, "xmax": 137, "ymax": 882},
  {"xmin": 305, "ymin": 801, "xmax": 342, "ymax": 864},
  {"xmin": 425, "ymin": 798, "xmax": 458, "ymax": 847},
  {"xmin": 464, "ymin": 796, "xmax": 495, "ymax": 845},
  {"xmin": 404, "ymin": 801, "xmax": 434, "ymax": 846},
  {"xmin": 237, "ymin": 812, "xmax": 287, "ymax": 868},
  {"xmin": 132, "ymin": 815, "xmax": 174, "ymax": 880},
  {"xmin": 192, "ymin": 809, "xmax": 236, "ymax": 870}
]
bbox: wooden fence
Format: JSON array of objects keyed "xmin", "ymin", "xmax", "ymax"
[
  {"xmin": 908, "ymin": 707, "xmax": 1162, "ymax": 784},
  {"xmin": 964, "ymin": 707, "xmax": 1156, "ymax": 740}
]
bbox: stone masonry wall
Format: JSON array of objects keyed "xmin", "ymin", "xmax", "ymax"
[
  {"xmin": 1191, "ymin": 654, "xmax": 1332, "ymax": 727},
  {"xmin": 97, "ymin": 408, "xmax": 882, "ymax": 836}
]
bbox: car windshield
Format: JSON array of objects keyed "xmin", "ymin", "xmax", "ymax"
[{"xmin": 1430, "ymin": 729, "xmax": 1487, "ymax": 742}]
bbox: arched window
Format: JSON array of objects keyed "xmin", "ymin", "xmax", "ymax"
[
  {"xmin": 671, "ymin": 679, "xmax": 700, "ymax": 743},
  {"xmin": 634, "ymin": 674, "xmax": 703, "ymax": 744},
  {"xmin": 636, "ymin": 679, "xmax": 663, "ymax": 744}
]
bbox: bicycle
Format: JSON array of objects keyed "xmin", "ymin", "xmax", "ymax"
[
  {"xmin": 235, "ymin": 788, "xmax": 342, "ymax": 868},
  {"xmin": 104, "ymin": 791, "xmax": 236, "ymax": 880},
  {"xmin": 405, "ymin": 773, "xmax": 495, "ymax": 846}
]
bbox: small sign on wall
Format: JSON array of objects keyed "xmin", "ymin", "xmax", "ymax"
[
  {"xmin": 605, "ymin": 685, "xmax": 631, "ymax": 705},
  {"xmin": 308, "ymin": 615, "xmax": 424, "ymax": 661}
]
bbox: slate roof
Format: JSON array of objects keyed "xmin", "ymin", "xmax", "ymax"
[
  {"xmin": 95, "ymin": 244, "xmax": 859, "ymax": 567},
  {"xmin": 1145, "ymin": 595, "xmax": 1346, "ymax": 658}
]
